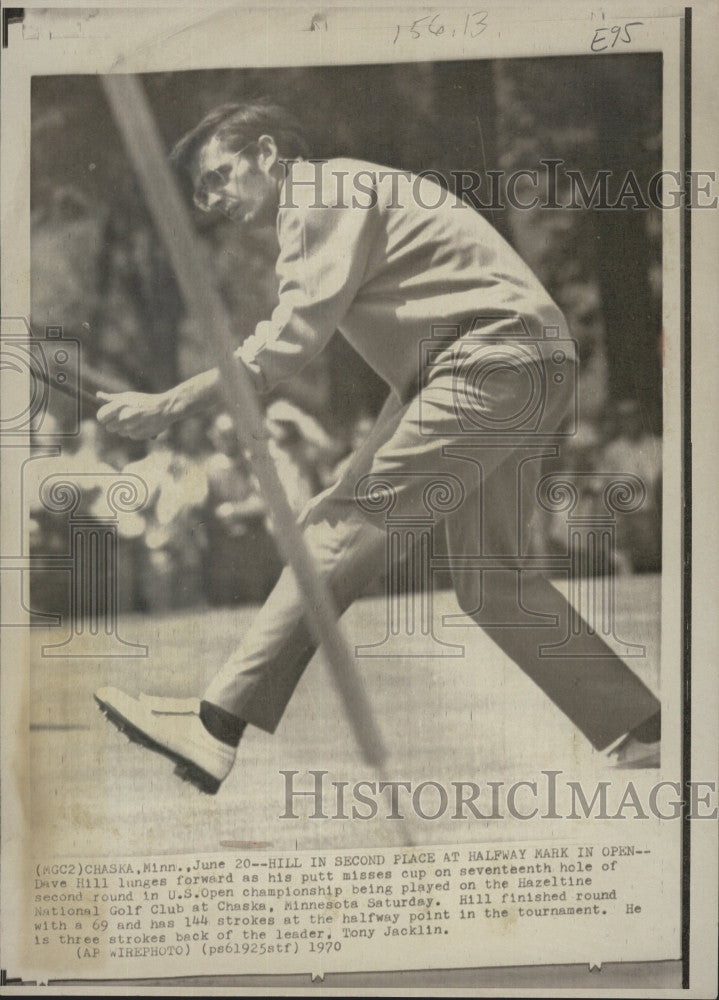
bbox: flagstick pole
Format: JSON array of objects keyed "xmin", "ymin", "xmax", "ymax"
[{"xmin": 101, "ymin": 73, "xmax": 388, "ymax": 770}]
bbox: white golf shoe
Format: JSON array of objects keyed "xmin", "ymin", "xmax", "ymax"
[{"xmin": 94, "ymin": 686, "xmax": 236, "ymax": 794}]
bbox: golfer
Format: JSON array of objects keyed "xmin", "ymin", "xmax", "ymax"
[{"xmin": 95, "ymin": 100, "xmax": 661, "ymax": 793}]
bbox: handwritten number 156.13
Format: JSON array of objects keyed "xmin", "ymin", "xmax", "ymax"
[{"xmin": 394, "ymin": 11, "xmax": 488, "ymax": 44}]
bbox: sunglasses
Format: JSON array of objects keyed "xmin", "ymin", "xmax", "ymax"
[{"xmin": 193, "ymin": 142, "xmax": 257, "ymax": 211}]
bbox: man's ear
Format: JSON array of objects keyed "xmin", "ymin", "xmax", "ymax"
[{"xmin": 256, "ymin": 134, "xmax": 279, "ymax": 171}]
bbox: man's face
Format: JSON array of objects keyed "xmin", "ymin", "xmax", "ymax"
[{"xmin": 192, "ymin": 134, "xmax": 280, "ymax": 228}]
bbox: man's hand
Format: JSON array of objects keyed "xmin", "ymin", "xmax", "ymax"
[{"xmin": 96, "ymin": 390, "xmax": 175, "ymax": 440}]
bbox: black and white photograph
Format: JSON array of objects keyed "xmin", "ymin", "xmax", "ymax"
[{"xmin": 1, "ymin": 2, "xmax": 717, "ymax": 994}]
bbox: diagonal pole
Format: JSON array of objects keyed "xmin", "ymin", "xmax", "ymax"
[{"xmin": 101, "ymin": 73, "xmax": 387, "ymax": 769}]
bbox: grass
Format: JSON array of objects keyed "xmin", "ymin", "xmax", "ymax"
[{"xmin": 26, "ymin": 574, "xmax": 662, "ymax": 858}]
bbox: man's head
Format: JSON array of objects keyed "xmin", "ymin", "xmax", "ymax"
[{"xmin": 169, "ymin": 99, "xmax": 308, "ymax": 226}]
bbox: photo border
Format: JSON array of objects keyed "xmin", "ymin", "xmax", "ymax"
[{"xmin": 1, "ymin": 2, "xmax": 716, "ymax": 995}]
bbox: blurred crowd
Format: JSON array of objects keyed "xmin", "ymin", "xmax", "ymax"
[
  {"xmin": 28, "ymin": 400, "xmax": 357, "ymax": 614},
  {"xmin": 28, "ymin": 396, "xmax": 661, "ymax": 617},
  {"xmin": 542, "ymin": 399, "xmax": 662, "ymax": 574}
]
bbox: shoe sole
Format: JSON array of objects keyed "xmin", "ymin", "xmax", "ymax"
[{"xmin": 94, "ymin": 694, "xmax": 221, "ymax": 794}]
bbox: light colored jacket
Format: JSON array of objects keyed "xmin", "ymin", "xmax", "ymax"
[{"xmin": 237, "ymin": 158, "xmax": 567, "ymax": 401}]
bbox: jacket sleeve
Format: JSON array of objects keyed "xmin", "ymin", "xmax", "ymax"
[{"xmin": 236, "ymin": 191, "xmax": 380, "ymax": 393}]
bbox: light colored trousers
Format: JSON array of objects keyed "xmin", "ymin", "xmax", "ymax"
[{"xmin": 204, "ymin": 336, "xmax": 660, "ymax": 750}]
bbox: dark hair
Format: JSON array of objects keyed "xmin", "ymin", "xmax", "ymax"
[{"xmin": 169, "ymin": 98, "xmax": 309, "ymax": 178}]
